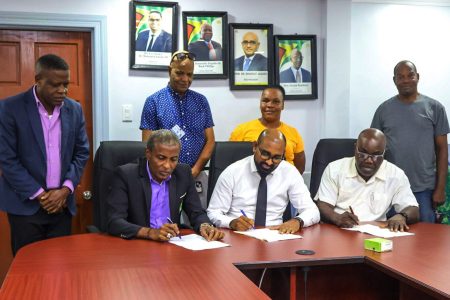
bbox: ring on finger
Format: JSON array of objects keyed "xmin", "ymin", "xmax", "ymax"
[{"xmin": 166, "ymin": 233, "xmax": 173, "ymax": 239}]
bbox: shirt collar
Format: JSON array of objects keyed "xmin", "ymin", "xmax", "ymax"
[
  {"xmin": 347, "ymin": 157, "xmax": 387, "ymax": 182},
  {"xmin": 33, "ymin": 85, "xmax": 63, "ymax": 112},
  {"xmin": 167, "ymin": 84, "xmax": 190, "ymax": 100}
]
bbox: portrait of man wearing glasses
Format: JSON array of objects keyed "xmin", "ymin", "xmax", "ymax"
[
  {"xmin": 140, "ymin": 50, "xmax": 215, "ymax": 179},
  {"xmin": 315, "ymin": 128, "xmax": 419, "ymax": 232},
  {"xmin": 207, "ymin": 129, "xmax": 319, "ymax": 234},
  {"xmin": 234, "ymin": 31, "xmax": 268, "ymax": 72},
  {"xmin": 135, "ymin": 10, "xmax": 172, "ymax": 53}
]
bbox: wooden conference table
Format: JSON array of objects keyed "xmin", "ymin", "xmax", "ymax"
[{"xmin": 1, "ymin": 223, "xmax": 449, "ymax": 300}]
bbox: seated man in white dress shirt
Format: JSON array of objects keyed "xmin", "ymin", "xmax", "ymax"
[
  {"xmin": 315, "ymin": 128, "xmax": 419, "ymax": 232},
  {"xmin": 207, "ymin": 129, "xmax": 320, "ymax": 233}
]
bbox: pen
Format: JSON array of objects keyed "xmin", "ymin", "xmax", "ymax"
[
  {"xmin": 349, "ymin": 206, "xmax": 359, "ymax": 225},
  {"xmin": 240, "ymin": 209, "xmax": 255, "ymax": 229},
  {"xmin": 349, "ymin": 206, "xmax": 355, "ymax": 215},
  {"xmin": 166, "ymin": 217, "xmax": 182, "ymax": 239}
]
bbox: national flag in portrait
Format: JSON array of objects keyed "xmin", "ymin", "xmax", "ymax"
[
  {"xmin": 278, "ymin": 40, "xmax": 305, "ymax": 69},
  {"xmin": 135, "ymin": 6, "xmax": 166, "ymax": 39},
  {"xmin": 186, "ymin": 17, "xmax": 219, "ymax": 44}
]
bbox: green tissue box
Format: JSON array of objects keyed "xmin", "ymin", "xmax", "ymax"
[{"xmin": 364, "ymin": 238, "xmax": 393, "ymax": 252}]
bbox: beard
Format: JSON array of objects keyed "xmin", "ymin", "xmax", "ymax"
[{"xmin": 254, "ymin": 157, "xmax": 276, "ymax": 176}]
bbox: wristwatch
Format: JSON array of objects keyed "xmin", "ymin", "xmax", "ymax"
[{"xmin": 398, "ymin": 212, "xmax": 408, "ymax": 223}]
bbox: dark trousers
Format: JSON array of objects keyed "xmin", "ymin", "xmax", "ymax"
[{"xmin": 8, "ymin": 207, "xmax": 72, "ymax": 256}]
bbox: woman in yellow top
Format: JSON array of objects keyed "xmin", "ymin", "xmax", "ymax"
[{"xmin": 229, "ymin": 85, "xmax": 305, "ymax": 174}]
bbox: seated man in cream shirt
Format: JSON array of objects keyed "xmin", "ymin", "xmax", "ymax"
[
  {"xmin": 207, "ymin": 129, "xmax": 320, "ymax": 234},
  {"xmin": 315, "ymin": 128, "xmax": 419, "ymax": 232}
]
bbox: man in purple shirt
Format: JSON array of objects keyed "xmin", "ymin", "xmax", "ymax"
[
  {"xmin": 0, "ymin": 54, "xmax": 89, "ymax": 255},
  {"xmin": 107, "ymin": 129, "xmax": 224, "ymax": 242}
]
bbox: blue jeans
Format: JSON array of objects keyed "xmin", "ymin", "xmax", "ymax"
[{"xmin": 414, "ymin": 190, "xmax": 435, "ymax": 223}]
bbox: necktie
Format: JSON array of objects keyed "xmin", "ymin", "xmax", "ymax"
[
  {"xmin": 147, "ymin": 34, "xmax": 155, "ymax": 51},
  {"xmin": 254, "ymin": 172, "xmax": 267, "ymax": 226},
  {"xmin": 296, "ymin": 70, "xmax": 301, "ymax": 82},
  {"xmin": 208, "ymin": 42, "xmax": 216, "ymax": 60},
  {"xmin": 243, "ymin": 58, "xmax": 251, "ymax": 71}
]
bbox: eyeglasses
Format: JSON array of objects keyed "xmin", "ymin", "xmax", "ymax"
[
  {"xmin": 356, "ymin": 147, "xmax": 385, "ymax": 161},
  {"xmin": 241, "ymin": 40, "xmax": 257, "ymax": 46},
  {"xmin": 170, "ymin": 52, "xmax": 196, "ymax": 63},
  {"xmin": 258, "ymin": 147, "xmax": 284, "ymax": 164}
]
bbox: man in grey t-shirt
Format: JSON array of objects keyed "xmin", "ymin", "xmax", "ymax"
[{"xmin": 371, "ymin": 60, "xmax": 449, "ymax": 223}]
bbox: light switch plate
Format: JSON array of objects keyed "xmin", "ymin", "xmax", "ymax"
[{"xmin": 122, "ymin": 104, "xmax": 132, "ymax": 122}]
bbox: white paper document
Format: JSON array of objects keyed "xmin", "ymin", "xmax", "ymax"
[
  {"xmin": 168, "ymin": 234, "xmax": 230, "ymax": 251},
  {"xmin": 235, "ymin": 228, "xmax": 302, "ymax": 242},
  {"xmin": 343, "ymin": 224, "xmax": 415, "ymax": 238}
]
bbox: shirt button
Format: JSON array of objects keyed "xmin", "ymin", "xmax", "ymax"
[
  {"xmin": 182, "ymin": 112, "xmax": 184, "ymax": 116},
  {"xmin": 187, "ymin": 152, "xmax": 190, "ymax": 155}
]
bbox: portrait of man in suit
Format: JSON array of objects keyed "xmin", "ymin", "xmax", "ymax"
[
  {"xmin": 135, "ymin": 10, "xmax": 172, "ymax": 53},
  {"xmin": 188, "ymin": 23, "xmax": 222, "ymax": 61},
  {"xmin": 280, "ymin": 48, "xmax": 311, "ymax": 83},
  {"xmin": 234, "ymin": 31, "xmax": 268, "ymax": 72}
]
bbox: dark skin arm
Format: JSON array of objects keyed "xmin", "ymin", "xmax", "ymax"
[
  {"xmin": 136, "ymin": 223, "xmax": 225, "ymax": 242},
  {"xmin": 136, "ymin": 223, "xmax": 180, "ymax": 242},
  {"xmin": 386, "ymin": 206, "xmax": 420, "ymax": 232},
  {"xmin": 433, "ymin": 135, "xmax": 448, "ymax": 208},
  {"xmin": 199, "ymin": 223, "xmax": 225, "ymax": 241},
  {"xmin": 230, "ymin": 216, "xmax": 255, "ymax": 231},
  {"xmin": 293, "ymin": 151, "xmax": 306, "ymax": 174},
  {"xmin": 269, "ymin": 218, "xmax": 303, "ymax": 234},
  {"xmin": 191, "ymin": 127, "xmax": 215, "ymax": 178},
  {"xmin": 316, "ymin": 200, "xmax": 359, "ymax": 228},
  {"xmin": 39, "ymin": 187, "xmax": 71, "ymax": 214}
]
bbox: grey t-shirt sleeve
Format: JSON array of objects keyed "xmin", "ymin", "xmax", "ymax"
[
  {"xmin": 433, "ymin": 101, "xmax": 450, "ymax": 136},
  {"xmin": 370, "ymin": 105, "xmax": 383, "ymax": 130}
]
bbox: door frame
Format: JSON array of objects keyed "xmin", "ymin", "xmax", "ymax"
[{"xmin": 0, "ymin": 11, "xmax": 109, "ymax": 149}]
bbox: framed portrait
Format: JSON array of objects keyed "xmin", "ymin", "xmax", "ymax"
[
  {"xmin": 274, "ymin": 35, "xmax": 317, "ymax": 100},
  {"xmin": 182, "ymin": 11, "xmax": 228, "ymax": 79},
  {"xmin": 229, "ymin": 23, "xmax": 273, "ymax": 90},
  {"xmin": 129, "ymin": 1, "xmax": 178, "ymax": 70}
]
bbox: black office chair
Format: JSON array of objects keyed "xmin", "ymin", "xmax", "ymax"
[
  {"xmin": 309, "ymin": 138, "xmax": 356, "ymax": 199},
  {"xmin": 207, "ymin": 141, "xmax": 254, "ymax": 204},
  {"xmin": 89, "ymin": 141, "xmax": 146, "ymax": 233},
  {"xmin": 206, "ymin": 141, "xmax": 293, "ymax": 222}
]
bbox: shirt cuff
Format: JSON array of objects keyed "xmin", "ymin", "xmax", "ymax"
[
  {"xmin": 62, "ymin": 180, "xmax": 74, "ymax": 193},
  {"xmin": 30, "ymin": 188, "xmax": 45, "ymax": 200}
]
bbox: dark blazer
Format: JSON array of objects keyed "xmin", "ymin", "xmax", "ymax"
[
  {"xmin": 280, "ymin": 67, "xmax": 311, "ymax": 83},
  {"xmin": 135, "ymin": 30, "xmax": 172, "ymax": 52},
  {"xmin": 188, "ymin": 40, "xmax": 222, "ymax": 61},
  {"xmin": 0, "ymin": 87, "xmax": 90, "ymax": 216},
  {"xmin": 107, "ymin": 158, "xmax": 211, "ymax": 239},
  {"xmin": 234, "ymin": 53, "xmax": 268, "ymax": 71}
]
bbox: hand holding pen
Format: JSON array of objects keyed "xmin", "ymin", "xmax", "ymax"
[
  {"xmin": 166, "ymin": 217, "xmax": 182, "ymax": 239},
  {"xmin": 229, "ymin": 210, "xmax": 255, "ymax": 231}
]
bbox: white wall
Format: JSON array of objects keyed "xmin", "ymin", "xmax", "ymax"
[
  {"xmin": 350, "ymin": 2, "xmax": 450, "ymax": 137},
  {"xmin": 2, "ymin": 0, "xmax": 450, "ymax": 173},
  {"xmin": 0, "ymin": 0, "xmax": 324, "ymax": 172}
]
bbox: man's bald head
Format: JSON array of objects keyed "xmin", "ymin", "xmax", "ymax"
[{"xmin": 254, "ymin": 129, "xmax": 286, "ymax": 175}]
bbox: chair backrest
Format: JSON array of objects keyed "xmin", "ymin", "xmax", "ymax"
[
  {"xmin": 92, "ymin": 141, "xmax": 146, "ymax": 232},
  {"xmin": 309, "ymin": 138, "xmax": 356, "ymax": 199},
  {"xmin": 207, "ymin": 141, "xmax": 254, "ymax": 203}
]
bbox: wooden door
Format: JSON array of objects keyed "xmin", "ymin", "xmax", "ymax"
[{"xmin": 0, "ymin": 29, "xmax": 93, "ymax": 285}]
